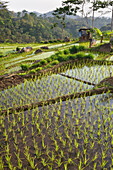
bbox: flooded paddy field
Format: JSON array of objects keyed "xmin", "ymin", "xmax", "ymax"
[{"xmin": 0, "ymin": 61, "xmax": 113, "ymax": 169}]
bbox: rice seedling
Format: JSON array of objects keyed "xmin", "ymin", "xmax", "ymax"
[
  {"xmin": 41, "ymin": 158, "xmax": 48, "ymax": 167},
  {"xmin": 15, "ymin": 150, "xmax": 22, "ymax": 169},
  {"xmin": 0, "ymin": 157, "xmax": 4, "ymax": 169},
  {"xmin": 5, "ymin": 154, "xmax": 13, "ymax": 170},
  {"xmin": 3, "ymin": 128, "xmax": 8, "ymax": 142},
  {"xmin": 64, "ymin": 163, "xmax": 68, "ymax": 170}
]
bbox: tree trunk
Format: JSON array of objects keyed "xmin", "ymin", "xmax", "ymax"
[
  {"xmin": 61, "ymin": 26, "xmax": 64, "ymax": 40},
  {"xmin": 92, "ymin": 8, "xmax": 94, "ymax": 28},
  {"xmin": 100, "ymin": 35, "xmax": 103, "ymax": 43},
  {"xmin": 111, "ymin": 5, "xmax": 113, "ymax": 31},
  {"xmin": 92, "ymin": 0, "xmax": 96, "ymax": 28},
  {"xmin": 61, "ymin": 14, "xmax": 65, "ymax": 40}
]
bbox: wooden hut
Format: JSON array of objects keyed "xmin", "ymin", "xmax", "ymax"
[{"xmin": 79, "ymin": 28, "xmax": 92, "ymax": 42}]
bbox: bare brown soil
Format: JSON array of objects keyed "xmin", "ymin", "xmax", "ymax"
[{"xmin": 96, "ymin": 76, "xmax": 113, "ymax": 87}]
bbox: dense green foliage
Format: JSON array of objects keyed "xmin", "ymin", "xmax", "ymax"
[
  {"xmin": 0, "ymin": 1, "xmax": 81, "ymax": 43},
  {"xmin": 100, "ymin": 24, "xmax": 111, "ymax": 31},
  {"xmin": 0, "ymin": 1, "xmax": 111, "ymax": 43}
]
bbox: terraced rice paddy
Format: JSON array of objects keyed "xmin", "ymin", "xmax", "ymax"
[
  {"xmin": 0, "ymin": 60, "xmax": 113, "ymax": 169},
  {"xmin": 0, "ymin": 42, "xmax": 75, "ymax": 75}
]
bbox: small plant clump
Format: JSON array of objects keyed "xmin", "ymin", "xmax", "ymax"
[
  {"xmin": 0, "ymin": 52, "xmax": 4, "ymax": 58},
  {"xmin": 29, "ymin": 69, "xmax": 36, "ymax": 74},
  {"xmin": 64, "ymin": 49, "xmax": 70, "ymax": 55},
  {"xmin": 50, "ymin": 60, "xmax": 59, "ymax": 66},
  {"xmin": 69, "ymin": 45, "xmax": 78, "ymax": 54},
  {"xmin": 75, "ymin": 52, "xmax": 85, "ymax": 59},
  {"xmin": 21, "ymin": 64, "xmax": 29, "ymax": 71},
  {"xmin": 40, "ymin": 59, "xmax": 48, "ymax": 65},
  {"xmin": 85, "ymin": 53, "xmax": 95, "ymax": 59}
]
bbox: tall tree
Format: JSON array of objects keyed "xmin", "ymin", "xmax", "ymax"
[
  {"xmin": 53, "ymin": 1, "xmax": 82, "ymax": 39},
  {"xmin": 61, "ymin": 0, "xmax": 92, "ymax": 27},
  {"xmin": 0, "ymin": 1, "xmax": 11, "ymax": 42},
  {"xmin": 108, "ymin": 0, "xmax": 113, "ymax": 31},
  {"xmin": 52, "ymin": 7, "xmax": 67, "ymax": 40},
  {"xmin": 93, "ymin": 0, "xmax": 113, "ymax": 31},
  {"xmin": 17, "ymin": 11, "xmax": 21, "ymax": 18},
  {"xmin": 58, "ymin": 0, "xmax": 111, "ymax": 28}
]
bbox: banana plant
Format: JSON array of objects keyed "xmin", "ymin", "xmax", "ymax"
[{"xmin": 93, "ymin": 27, "xmax": 103, "ymax": 43}]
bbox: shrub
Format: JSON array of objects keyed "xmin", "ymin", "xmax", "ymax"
[
  {"xmin": 64, "ymin": 49, "xmax": 69, "ymax": 55},
  {"xmin": 46, "ymin": 58, "xmax": 52, "ymax": 63},
  {"xmin": 53, "ymin": 40, "xmax": 57, "ymax": 42},
  {"xmin": 49, "ymin": 40, "xmax": 53, "ymax": 43},
  {"xmin": 50, "ymin": 60, "xmax": 59, "ymax": 66},
  {"xmin": 75, "ymin": 52, "xmax": 85, "ymax": 59},
  {"xmin": 67, "ymin": 54, "xmax": 77, "ymax": 60},
  {"xmin": 85, "ymin": 53, "xmax": 94, "ymax": 59},
  {"xmin": 0, "ymin": 54, "xmax": 4, "ymax": 58},
  {"xmin": 50, "ymin": 54, "xmax": 57, "ymax": 60},
  {"xmin": 56, "ymin": 51, "xmax": 64, "ymax": 56},
  {"xmin": 57, "ymin": 55, "xmax": 67, "ymax": 62},
  {"xmin": 41, "ymin": 41, "xmax": 44, "ymax": 43},
  {"xmin": 16, "ymin": 47, "xmax": 20, "ymax": 51},
  {"xmin": 30, "ymin": 62, "xmax": 41, "ymax": 69},
  {"xmin": 21, "ymin": 64, "xmax": 29, "ymax": 71},
  {"xmin": 29, "ymin": 70, "xmax": 36, "ymax": 74},
  {"xmin": 40, "ymin": 59, "xmax": 47, "ymax": 65},
  {"xmin": 36, "ymin": 67, "xmax": 43, "ymax": 72},
  {"xmin": 44, "ymin": 41, "xmax": 49, "ymax": 44},
  {"xmin": 19, "ymin": 72, "xmax": 27, "ymax": 76},
  {"xmin": 45, "ymin": 64, "xmax": 52, "ymax": 68},
  {"xmin": 57, "ymin": 39, "xmax": 63, "ymax": 43},
  {"xmin": 69, "ymin": 46, "xmax": 78, "ymax": 54},
  {"xmin": 78, "ymin": 45, "xmax": 85, "ymax": 51}
]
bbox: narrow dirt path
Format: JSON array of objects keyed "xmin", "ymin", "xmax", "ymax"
[{"xmin": 59, "ymin": 73, "xmax": 96, "ymax": 86}]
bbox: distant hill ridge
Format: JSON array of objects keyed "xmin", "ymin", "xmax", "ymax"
[{"xmin": 31, "ymin": 10, "xmax": 80, "ymax": 19}]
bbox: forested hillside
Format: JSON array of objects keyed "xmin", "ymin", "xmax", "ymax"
[
  {"xmin": 0, "ymin": 1, "xmax": 111, "ymax": 43},
  {"xmin": 100, "ymin": 24, "xmax": 111, "ymax": 31}
]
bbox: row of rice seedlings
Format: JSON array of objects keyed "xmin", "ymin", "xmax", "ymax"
[{"xmin": 65, "ymin": 62, "xmax": 113, "ymax": 84}]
